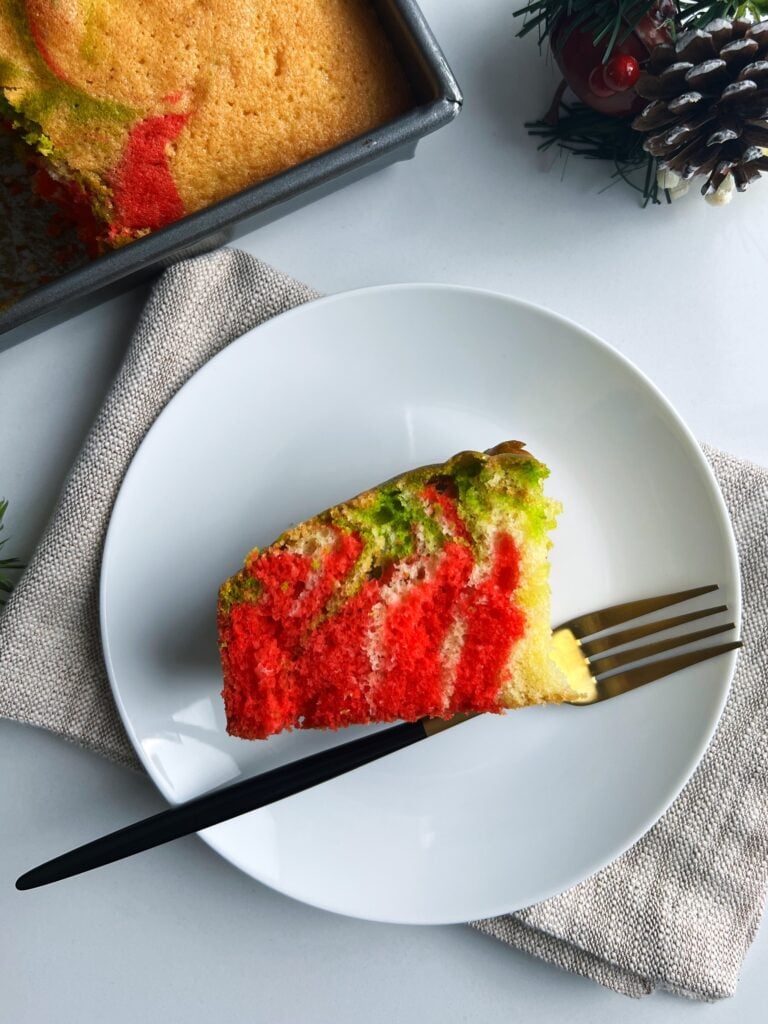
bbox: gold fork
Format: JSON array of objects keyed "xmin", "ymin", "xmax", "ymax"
[
  {"xmin": 17, "ymin": 584, "xmax": 740, "ymax": 890},
  {"xmin": 421, "ymin": 584, "xmax": 740, "ymax": 737},
  {"xmin": 549, "ymin": 583, "xmax": 740, "ymax": 707}
]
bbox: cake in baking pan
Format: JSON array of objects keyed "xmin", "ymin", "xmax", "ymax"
[{"xmin": 0, "ymin": 0, "xmax": 410, "ymax": 251}]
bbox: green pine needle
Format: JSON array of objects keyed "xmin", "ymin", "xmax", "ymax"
[
  {"xmin": 527, "ymin": 101, "xmax": 665, "ymax": 205},
  {"xmin": 0, "ymin": 498, "xmax": 24, "ymax": 605},
  {"xmin": 514, "ymin": 0, "xmax": 657, "ymax": 60},
  {"xmin": 514, "ymin": 0, "xmax": 768, "ymax": 56}
]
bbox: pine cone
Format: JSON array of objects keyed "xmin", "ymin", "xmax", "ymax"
[{"xmin": 632, "ymin": 19, "xmax": 768, "ymax": 197}]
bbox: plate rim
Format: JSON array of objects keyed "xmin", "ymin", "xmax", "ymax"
[{"xmin": 100, "ymin": 281, "xmax": 741, "ymax": 923}]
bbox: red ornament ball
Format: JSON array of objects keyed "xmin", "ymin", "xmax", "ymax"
[
  {"xmin": 552, "ymin": 6, "xmax": 673, "ymax": 116},
  {"xmin": 603, "ymin": 54, "xmax": 641, "ymax": 92}
]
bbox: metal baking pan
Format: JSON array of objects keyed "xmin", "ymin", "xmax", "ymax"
[{"xmin": 0, "ymin": 0, "xmax": 461, "ymax": 347}]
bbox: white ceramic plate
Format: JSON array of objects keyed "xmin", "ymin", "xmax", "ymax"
[{"xmin": 101, "ymin": 284, "xmax": 740, "ymax": 924}]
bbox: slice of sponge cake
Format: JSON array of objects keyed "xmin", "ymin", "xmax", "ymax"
[{"xmin": 218, "ymin": 442, "xmax": 569, "ymax": 740}]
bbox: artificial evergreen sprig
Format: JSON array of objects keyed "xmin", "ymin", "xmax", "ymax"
[
  {"xmin": 515, "ymin": 0, "xmax": 768, "ymax": 58},
  {"xmin": 0, "ymin": 498, "xmax": 24, "ymax": 605},
  {"xmin": 527, "ymin": 100, "xmax": 664, "ymax": 203},
  {"xmin": 517, "ymin": 0, "xmax": 768, "ymax": 205},
  {"xmin": 515, "ymin": 0, "xmax": 656, "ymax": 59}
]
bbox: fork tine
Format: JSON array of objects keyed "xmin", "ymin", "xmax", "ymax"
[
  {"xmin": 589, "ymin": 622, "xmax": 736, "ymax": 673},
  {"xmin": 595, "ymin": 640, "xmax": 742, "ymax": 701},
  {"xmin": 559, "ymin": 585, "xmax": 719, "ymax": 639},
  {"xmin": 580, "ymin": 604, "xmax": 728, "ymax": 657}
]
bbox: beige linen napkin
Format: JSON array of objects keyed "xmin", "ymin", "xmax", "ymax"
[{"xmin": 1, "ymin": 250, "xmax": 766, "ymax": 1001}]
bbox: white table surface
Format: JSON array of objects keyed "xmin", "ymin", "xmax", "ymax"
[{"xmin": 2, "ymin": 2, "xmax": 768, "ymax": 1019}]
